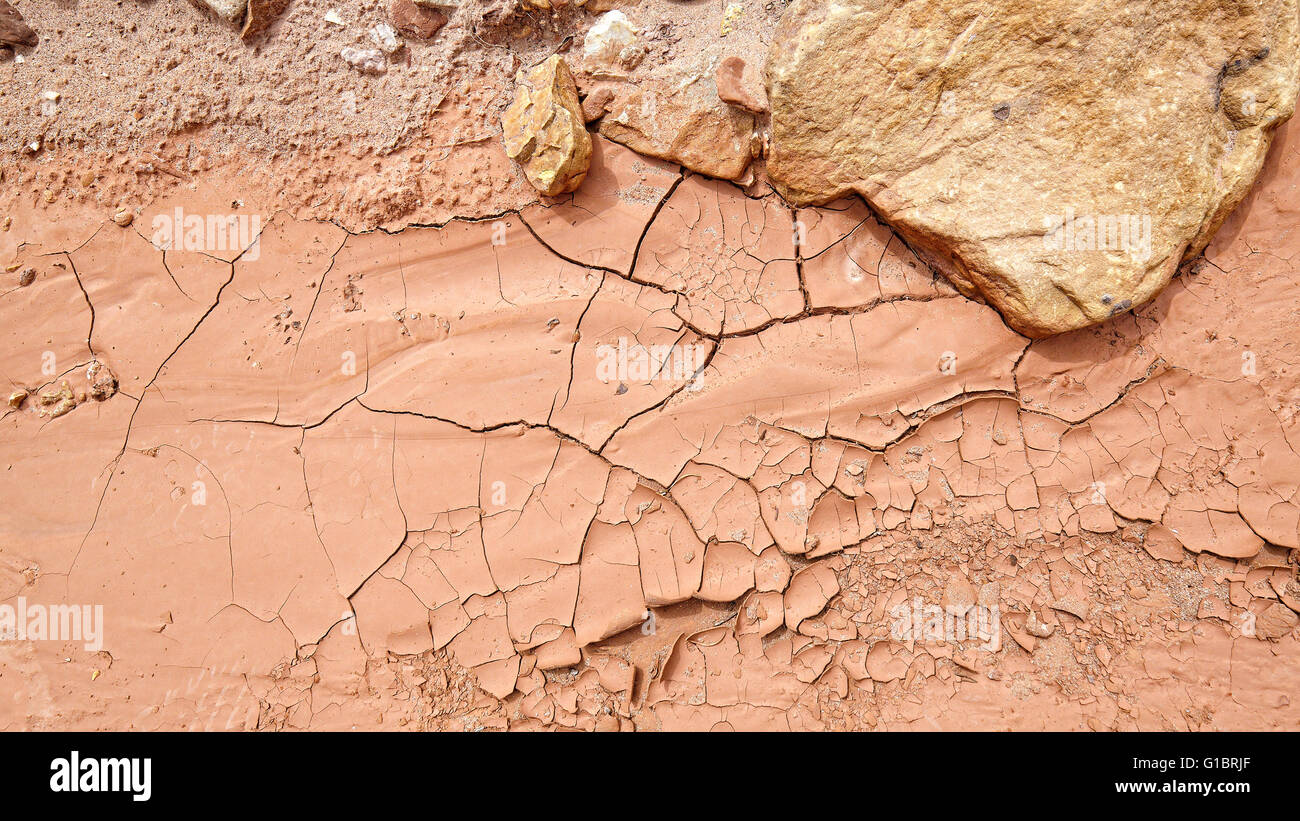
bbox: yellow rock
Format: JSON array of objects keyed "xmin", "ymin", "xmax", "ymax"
[
  {"xmin": 501, "ymin": 55, "xmax": 593, "ymax": 197},
  {"xmin": 767, "ymin": 0, "xmax": 1300, "ymax": 336}
]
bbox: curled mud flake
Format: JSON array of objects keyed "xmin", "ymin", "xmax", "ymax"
[
  {"xmin": 1255, "ymin": 603, "xmax": 1299, "ymax": 640},
  {"xmin": 737, "ymin": 590, "xmax": 785, "ymax": 638},
  {"xmin": 754, "ymin": 548, "xmax": 792, "ymax": 593},
  {"xmin": 783, "ymin": 561, "xmax": 840, "ymax": 632},
  {"xmin": 864, "ymin": 640, "xmax": 909, "ymax": 683},
  {"xmin": 696, "ymin": 540, "xmax": 757, "ymax": 602}
]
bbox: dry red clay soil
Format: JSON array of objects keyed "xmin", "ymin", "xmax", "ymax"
[{"xmin": 1, "ymin": 0, "xmax": 1299, "ymax": 732}]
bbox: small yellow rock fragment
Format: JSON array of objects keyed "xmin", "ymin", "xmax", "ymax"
[
  {"xmin": 501, "ymin": 55, "xmax": 592, "ymax": 197},
  {"xmin": 721, "ymin": 3, "xmax": 743, "ymax": 36}
]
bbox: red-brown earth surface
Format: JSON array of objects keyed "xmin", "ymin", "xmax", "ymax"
[{"xmin": 1, "ymin": 0, "xmax": 1298, "ymax": 730}]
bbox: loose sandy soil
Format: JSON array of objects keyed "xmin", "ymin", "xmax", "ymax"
[{"xmin": 1, "ymin": 0, "xmax": 1298, "ymax": 731}]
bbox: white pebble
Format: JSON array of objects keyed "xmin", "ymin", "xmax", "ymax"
[{"xmin": 341, "ymin": 46, "xmax": 387, "ymax": 75}]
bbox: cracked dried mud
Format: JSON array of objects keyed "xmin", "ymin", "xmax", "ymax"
[{"xmin": 1, "ymin": 0, "xmax": 1299, "ymax": 734}]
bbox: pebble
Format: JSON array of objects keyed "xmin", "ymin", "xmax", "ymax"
[
  {"xmin": 391, "ymin": 0, "xmax": 447, "ymax": 39},
  {"xmin": 583, "ymin": 11, "xmax": 638, "ymax": 70},
  {"xmin": 341, "ymin": 46, "xmax": 387, "ymax": 75},
  {"xmin": 369, "ymin": 22, "xmax": 402, "ymax": 54}
]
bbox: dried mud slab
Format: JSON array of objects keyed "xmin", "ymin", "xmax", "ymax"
[
  {"xmin": 1, "ymin": 0, "xmax": 1299, "ymax": 734},
  {"xmin": 634, "ymin": 176, "xmax": 803, "ymax": 334},
  {"xmin": 767, "ymin": 0, "xmax": 1300, "ymax": 336}
]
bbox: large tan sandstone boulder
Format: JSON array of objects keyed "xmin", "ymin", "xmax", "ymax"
[{"xmin": 767, "ymin": 0, "xmax": 1300, "ymax": 336}]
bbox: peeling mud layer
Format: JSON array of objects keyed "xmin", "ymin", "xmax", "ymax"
[{"xmin": 2, "ymin": 0, "xmax": 1300, "ymax": 733}]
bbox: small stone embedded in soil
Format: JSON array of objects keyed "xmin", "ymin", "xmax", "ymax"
[
  {"xmin": 581, "ymin": 86, "xmax": 615, "ymax": 122},
  {"xmin": 200, "ymin": 0, "xmax": 250, "ymax": 24},
  {"xmin": 241, "ymin": 0, "xmax": 291, "ymax": 40},
  {"xmin": 86, "ymin": 361, "xmax": 118, "ymax": 402},
  {"xmin": 390, "ymin": 0, "xmax": 447, "ymax": 39},
  {"xmin": 597, "ymin": 59, "xmax": 755, "ymax": 181},
  {"xmin": 1025, "ymin": 612, "xmax": 1055, "ymax": 639},
  {"xmin": 341, "ymin": 46, "xmax": 388, "ymax": 75},
  {"xmin": 370, "ymin": 22, "xmax": 403, "ymax": 54},
  {"xmin": 37, "ymin": 382, "xmax": 76, "ymax": 419}
]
